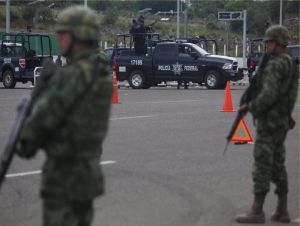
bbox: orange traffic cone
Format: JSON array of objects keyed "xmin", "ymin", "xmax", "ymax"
[
  {"xmin": 221, "ymin": 81, "xmax": 234, "ymax": 112},
  {"xmin": 111, "ymin": 70, "xmax": 119, "ymax": 104}
]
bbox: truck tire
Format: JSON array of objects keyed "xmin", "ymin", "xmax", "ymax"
[
  {"xmin": 205, "ymin": 70, "xmax": 221, "ymax": 89},
  {"xmin": 128, "ymin": 70, "xmax": 146, "ymax": 89},
  {"xmin": 2, "ymin": 70, "xmax": 16, "ymax": 89}
]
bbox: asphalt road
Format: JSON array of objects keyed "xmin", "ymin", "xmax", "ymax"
[{"xmin": 0, "ymin": 83, "xmax": 298, "ymax": 226}]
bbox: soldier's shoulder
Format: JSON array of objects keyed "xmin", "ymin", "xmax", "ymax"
[
  {"xmin": 271, "ymin": 53, "xmax": 292, "ymax": 65},
  {"xmin": 267, "ymin": 53, "xmax": 292, "ymax": 71},
  {"xmin": 54, "ymin": 61, "xmax": 90, "ymax": 88}
]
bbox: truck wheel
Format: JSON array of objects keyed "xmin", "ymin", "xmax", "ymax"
[
  {"xmin": 128, "ymin": 70, "xmax": 146, "ymax": 89},
  {"xmin": 2, "ymin": 70, "xmax": 16, "ymax": 89},
  {"xmin": 205, "ymin": 70, "xmax": 221, "ymax": 89}
]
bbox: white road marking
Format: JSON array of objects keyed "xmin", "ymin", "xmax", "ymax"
[
  {"xmin": 6, "ymin": 170, "xmax": 41, "ymax": 178},
  {"xmin": 100, "ymin": 160, "xmax": 117, "ymax": 165},
  {"xmin": 5, "ymin": 160, "xmax": 117, "ymax": 178},
  {"xmin": 111, "ymin": 115, "xmax": 155, "ymax": 120},
  {"xmin": 136, "ymin": 99, "xmax": 202, "ymax": 104},
  {"xmin": 0, "ymin": 97, "xmax": 24, "ymax": 101}
]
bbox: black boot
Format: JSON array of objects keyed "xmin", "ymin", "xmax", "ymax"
[
  {"xmin": 271, "ymin": 193, "xmax": 290, "ymax": 223},
  {"xmin": 235, "ymin": 194, "xmax": 266, "ymax": 224}
]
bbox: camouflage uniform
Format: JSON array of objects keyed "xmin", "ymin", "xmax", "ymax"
[
  {"xmin": 249, "ymin": 52, "xmax": 298, "ymax": 195},
  {"xmin": 17, "ymin": 7, "xmax": 112, "ymax": 226},
  {"xmin": 249, "ymin": 25, "xmax": 298, "ymax": 197},
  {"xmin": 235, "ymin": 25, "xmax": 298, "ymax": 224}
]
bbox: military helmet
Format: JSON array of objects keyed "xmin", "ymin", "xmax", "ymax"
[
  {"xmin": 56, "ymin": 6, "xmax": 100, "ymax": 41},
  {"xmin": 264, "ymin": 25, "xmax": 290, "ymax": 46}
]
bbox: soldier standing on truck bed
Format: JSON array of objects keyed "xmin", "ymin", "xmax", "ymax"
[{"xmin": 130, "ymin": 16, "xmax": 146, "ymax": 56}]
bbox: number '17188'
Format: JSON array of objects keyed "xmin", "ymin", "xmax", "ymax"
[{"xmin": 131, "ymin": 60, "xmax": 143, "ymax": 65}]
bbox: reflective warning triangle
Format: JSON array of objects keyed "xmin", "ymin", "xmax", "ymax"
[{"xmin": 230, "ymin": 119, "xmax": 254, "ymax": 143}]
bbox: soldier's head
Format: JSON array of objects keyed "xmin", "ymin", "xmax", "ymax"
[
  {"xmin": 264, "ymin": 25, "xmax": 290, "ymax": 54},
  {"xmin": 55, "ymin": 6, "xmax": 100, "ymax": 57},
  {"xmin": 138, "ymin": 16, "xmax": 145, "ymax": 25}
]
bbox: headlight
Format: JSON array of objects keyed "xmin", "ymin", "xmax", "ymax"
[{"xmin": 222, "ymin": 63, "xmax": 232, "ymax": 70}]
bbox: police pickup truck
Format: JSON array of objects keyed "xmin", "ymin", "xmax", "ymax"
[
  {"xmin": 114, "ymin": 42, "xmax": 243, "ymax": 89},
  {"xmin": 0, "ymin": 33, "xmax": 53, "ymax": 88}
]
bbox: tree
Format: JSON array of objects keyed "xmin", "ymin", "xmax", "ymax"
[
  {"xmin": 189, "ymin": 1, "xmax": 226, "ymax": 19},
  {"xmin": 10, "ymin": 7, "xmax": 22, "ymax": 22},
  {"xmin": 38, "ymin": 6, "xmax": 54, "ymax": 24},
  {"xmin": 22, "ymin": 6, "xmax": 36, "ymax": 24},
  {"xmin": 206, "ymin": 13, "xmax": 219, "ymax": 30},
  {"xmin": 102, "ymin": 7, "xmax": 119, "ymax": 26},
  {"xmin": 286, "ymin": 0, "xmax": 300, "ymax": 15},
  {"xmin": 247, "ymin": 2, "xmax": 269, "ymax": 36},
  {"xmin": 224, "ymin": 0, "xmax": 249, "ymax": 32},
  {"xmin": 135, "ymin": 0, "xmax": 176, "ymax": 12}
]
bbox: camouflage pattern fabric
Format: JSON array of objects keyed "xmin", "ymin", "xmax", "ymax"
[
  {"xmin": 264, "ymin": 25, "xmax": 290, "ymax": 46},
  {"xmin": 17, "ymin": 49, "xmax": 112, "ymax": 200},
  {"xmin": 43, "ymin": 199, "xmax": 94, "ymax": 226},
  {"xmin": 43, "ymin": 199, "xmax": 93, "ymax": 226},
  {"xmin": 249, "ymin": 52, "xmax": 298, "ymax": 195},
  {"xmin": 55, "ymin": 6, "xmax": 100, "ymax": 41},
  {"xmin": 252, "ymin": 125, "xmax": 288, "ymax": 194}
]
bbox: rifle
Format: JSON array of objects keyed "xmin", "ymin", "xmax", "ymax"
[
  {"xmin": 0, "ymin": 60, "xmax": 56, "ymax": 189},
  {"xmin": 223, "ymin": 53, "xmax": 269, "ymax": 155}
]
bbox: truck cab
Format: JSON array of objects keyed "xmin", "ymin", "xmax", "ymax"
[{"xmin": 0, "ymin": 33, "xmax": 53, "ymax": 88}]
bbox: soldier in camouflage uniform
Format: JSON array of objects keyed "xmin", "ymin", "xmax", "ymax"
[
  {"xmin": 16, "ymin": 6, "xmax": 112, "ymax": 226},
  {"xmin": 235, "ymin": 25, "xmax": 298, "ymax": 223}
]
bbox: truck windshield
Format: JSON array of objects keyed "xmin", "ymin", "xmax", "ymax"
[
  {"xmin": 1, "ymin": 45, "xmax": 26, "ymax": 56},
  {"xmin": 189, "ymin": 44, "xmax": 209, "ymax": 56}
]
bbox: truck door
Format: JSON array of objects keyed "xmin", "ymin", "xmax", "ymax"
[
  {"xmin": 153, "ymin": 44, "xmax": 178, "ymax": 81},
  {"xmin": 178, "ymin": 45, "xmax": 202, "ymax": 82},
  {"xmin": 0, "ymin": 45, "xmax": 4, "ymax": 69},
  {"xmin": 0, "ymin": 45, "xmax": 14, "ymax": 71}
]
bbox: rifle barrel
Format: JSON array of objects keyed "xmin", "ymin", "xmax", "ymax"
[{"xmin": 223, "ymin": 141, "xmax": 230, "ymax": 155}]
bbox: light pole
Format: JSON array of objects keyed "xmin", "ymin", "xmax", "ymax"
[
  {"xmin": 176, "ymin": 0, "xmax": 180, "ymax": 39},
  {"xmin": 184, "ymin": 0, "xmax": 191, "ymax": 38},
  {"xmin": 6, "ymin": 0, "xmax": 10, "ymax": 33},
  {"xmin": 279, "ymin": 0, "xmax": 283, "ymax": 25},
  {"xmin": 84, "ymin": 0, "xmax": 88, "ymax": 8},
  {"xmin": 226, "ymin": 21, "xmax": 229, "ymax": 55},
  {"xmin": 242, "ymin": 10, "xmax": 247, "ymax": 68}
]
